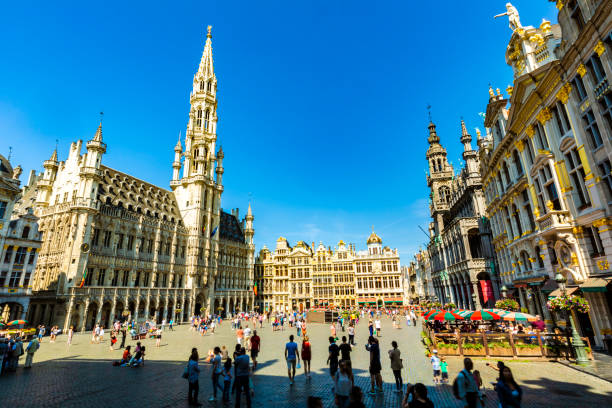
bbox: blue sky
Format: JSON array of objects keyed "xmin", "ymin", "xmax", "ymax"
[{"xmin": 0, "ymin": 1, "xmax": 557, "ymax": 262}]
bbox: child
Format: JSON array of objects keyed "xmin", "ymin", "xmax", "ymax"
[
  {"xmin": 430, "ymin": 350, "xmax": 441, "ymax": 384},
  {"xmin": 440, "ymin": 357, "xmax": 449, "ymax": 384},
  {"xmin": 223, "ymin": 357, "xmax": 233, "ymax": 402}
]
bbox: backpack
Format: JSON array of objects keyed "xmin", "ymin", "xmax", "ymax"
[{"xmin": 452, "ymin": 371, "xmax": 466, "ymax": 399}]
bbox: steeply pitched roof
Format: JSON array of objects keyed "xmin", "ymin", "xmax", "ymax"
[{"xmin": 219, "ymin": 210, "xmax": 245, "ymax": 244}]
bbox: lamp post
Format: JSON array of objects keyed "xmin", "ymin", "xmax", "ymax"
[
  {"xmin": 501, "ymin": 285, "xmax": 508, "ymax": 298},
  {"xmin": 554, "ymin": 272, "xmax": 589, "ymax": 365}
]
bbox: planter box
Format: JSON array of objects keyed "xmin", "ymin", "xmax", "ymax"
[
  {"xmin": 463, "ymin": 348, "xmax": 486, "ymax": 356},
  {"xmin": 489, "ymin": 347, "xmax": 514, "ymax": 357},
  {"xmin": 438, "ymin": 348, "xmax": 460, "ymax": 356},
  {"xmin": 516, "ymin": 347, "xmax": 542, "ymax": 357}
]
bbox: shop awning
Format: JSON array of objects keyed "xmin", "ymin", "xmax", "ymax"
[
  {"xmin": 580, "ymin": 277, "xmax": 611, "ymax": 293},
  {"xmin": 541, "ymin": 278, "xmax": 559, "ymax": 293},
  {"xmin": 548, "ymin": 286, "xmax": 579, "ymax": 298},
  {"xmin": 513, "ymin": 275, "xmax": 548, "ymax": 286}
]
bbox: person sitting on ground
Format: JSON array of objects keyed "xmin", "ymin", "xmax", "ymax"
[{"xmin": 129, "ymin": 345, "xmax": 146, "ymax": 367}]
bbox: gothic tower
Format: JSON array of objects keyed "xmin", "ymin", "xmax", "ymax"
[
  {"xmin": 425, "ymin": 121, "xmax": 453, "ymax": 236},
  {"xmin": 171, "ymin": 25, "xmax": 222, "ymax": 311}
]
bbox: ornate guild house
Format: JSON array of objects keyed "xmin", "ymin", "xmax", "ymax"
[{"xmin": 25, "ymin": 27, "xmax": 255, "ymax": 331}]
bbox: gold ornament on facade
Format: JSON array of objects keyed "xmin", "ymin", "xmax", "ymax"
[
  {"xmin": 555, "ymin": 83, "xmax": 572, "ymax": 104},
  {"xmin": 514, "ymin": 140, "xmax": 525, "ymax": 152},
  {"xmin": 577, "ymin": 64, "xmax": 587, "ymax": 77},
  {"xmin": 570, "ymin": 252, "xmax": 578, "ymax": 266},
  {"xmin": 594, "ymin": 41, "xmax": 605, "ymax": 57},
  {"xmin": 529, "ymin": 34, "xmax": 545, "ymax": 48},
  {"xmin": 545, "ymin": 200, "xmax": 554, "ymax": 211},
  {"xmin": 507, "ymin": 85, "xmax": 514, "ymax": 96},
  {"xmin": 555, "ymin": 0, "xmax": 564, "ymax": 11},
  {"xmin": 525, "ymin": 125, "xmax": 535, "ymax": 138},
  {"xmin": 540, "ymin": 19, "xmax": 552, "ymax": 34},
  {"xmin": 536, "ymin": 108, "xmax": 552, "ymax": 125}
]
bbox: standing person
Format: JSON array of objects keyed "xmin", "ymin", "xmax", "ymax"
[
  {"xmin": 348, "ymin": 324, "xmax": 355, "ymax": 346},
  {"xmin": 120, "ymin": 324, "xmax": 126, "ymax": 348},
  {"xmin": 388, "ymin": 341, "xmax": 403, "ymax": 393},
  {"xmin": 186, "ymin": 348, "xmax": 201, "ymax": 406},
  {"xmin": 374, "ymin": 318, "xmax": 381, "ymax": 337},
  {"xmin": 301, "ymin": 335, "xmax": 312, "ymax": 378},
  {"xmin": 222, "ymin": 358, "xmax": 233, "ymax": 403},
  {"xmin": 38, "ymin": 325, "xmax": 45, "ymax": 342},
  {"xmin": 368, "ymin": 320, "xmax": 374, "ymax": 337},
  {"xmin": 169, "ymin": 318, "xmax": 174, "ymax": 331},
  {"xmin": 402, "ymin": 383, "xmax": 434, "ymax": 408},
  {"xmin": 236, "ymin": 326, "xmax": 244, "ymax": 346},
  {"xmin": 365, "ymin": 336, "xmax": 382, "ymax": 395},
  {"xmin": 67, "ymin": 325, "xmax": 75, "ymax": 348},
  {"xmin": 430, "ymin": 350, "xmax": 441, "ymax": 384},
  {"xmin": 330, "ymin": 322, "xmax": 337, "ymax": 340},
  {"xmin": 243, "ymin": 325, "xmax": 252, "ymax": 351},
  {"xmin": 250, "ymin": 330, "xmax": 260, "ymax": 370},
  {"xmin": 456, "ymin": 358, "xmax": 482, "ymax": 408},
  {"xmin": 339, "ymin": 336, "xmax": 352, "ymax": 362},
  {"xmin": 411, "ymin": 310, "xmax": 417, "ymax": 326},
  {"xmin": 495, "ymin": 366, "xmax": 522, "ymax": 408},
  {"xmin": 327, "ymin": 336, "xmax": 340, "ymax": 384},
  {"xmin": 24, "ymin": 336, "xmax": 39, "ymax": 369},
  {"xmin": 440, "ymin": 357, "xmax": 449, "ymax": 384},
  {"xmin": 284, "ymin": 334, "xmax": 299, "ymax": 385},
  {"xmin": 334, "ymin": 360, "xmax": 354, "ymax": 407},
  {"xmin": 234, "ymin": 347, "xmax": 251, "ymax": 408},
  {"xmin": 296, "ymin": 319, "xmax": 302, "ymax": 337},
  {"xmin": 209, "ymin": 347, "xmax": 224, "ymax": 402}
]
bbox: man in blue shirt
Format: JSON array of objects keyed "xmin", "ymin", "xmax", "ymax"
[{"xmin": 284, "ymin": 334, "xmax": 300, "ymax": 385}]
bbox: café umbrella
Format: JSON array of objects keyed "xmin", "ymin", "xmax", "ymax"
[
  {"xmin": 7, "ymin": 320, "xmax": 27, "ymax": 326},
  {"xmin": 427, "ymin": 311, "xmax": 464, "ymax": 321},
  {"xmin": 423, "ymin": 309, "xmax": 442, "ymax": 319},
  {"xmin": 502, "ymin": 312, "xmax": 537, "ymax": 322},
  {"xmin": 466, "ymin": 310, "xmax": 502, "ymax": 321}
]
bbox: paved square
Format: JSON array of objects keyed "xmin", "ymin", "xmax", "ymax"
[{"xmin": 1, "ymin": 317, "xmax": 611, "ymax": 407}]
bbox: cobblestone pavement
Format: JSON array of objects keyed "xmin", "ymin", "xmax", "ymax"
[{"xmin": 1, "ymin": 317, "xmax": 611, "ymax": 407}]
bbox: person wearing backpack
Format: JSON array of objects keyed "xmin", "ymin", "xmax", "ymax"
[
  {"xmin": 453, "ymin": 358, "xmax": 482, "ymax": 408},
  {"xmin": 24, "ymin": 336, "xmax": 40, "ymax": 369}
]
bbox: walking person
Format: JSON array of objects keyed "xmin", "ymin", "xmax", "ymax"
[
  {"xmin": 250, "ymin": 330, "xmax": 260, "ymax": 370},
  {"xmin": 389, "ymin": 341, "xmax": 403, "ymax": 393},
  {"xmin": 365, "ymin": 336, "xmax": 383, "ymax": 395},
  {"xmin": 209, "ymin": 347, "xmax": 224, "ymax": 402},
  {"xmin": 339, "ymin": 336, "xmax": 352, "ymax": 362},
  {"xmin": 234, "ymin": 347, "xmax": 251, "ymax": 408},
  {"xmin": 186, "ymin": 348, "xmax": 201, "ymax": 406},
  {"xmin": 24, "ymin": 336, "xmax": 39, "ymax": 369},
  {"xmin": 456, "ymin": 358, "xmax": 482, "ymax": 408},
  {"xmin": 495, "ymin": 366, "xmax": 522, "ymax": 408},
  {"xmin": 328, "ymin": 336, "xmax": 340, "ymax": 385},
  {"xmin": 374, "ymin": 318, "xmax": 381, "ymax": 337},
  {"xmin": 38, "ymin": 325, "xmax": 45, "ymax": 342},
  {"xmin": 368, "ymin": 320, "xmax": 374, "ymax": 337},
  {"xmin": 222, "ymin": 358, "xmax": 233, "ymax": 403},
  {"xmin": 109, "ymin": 331, "xmax": 117, "ymax": 351},
  {"xmin": 285, "ymin": 334, "xmax": 299, "ymax": 385},
  {"xmin": 169, "ymin": 319, "xmax": 174, "ymax": 331},
  {"xmin": 301, "ymin": 335, "xmax": 312, "ymax": 378}
]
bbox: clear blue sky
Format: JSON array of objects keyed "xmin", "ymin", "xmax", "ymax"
[{"xmin": 0, "ymin": 1, "xmax": 557, "ymax": 262}]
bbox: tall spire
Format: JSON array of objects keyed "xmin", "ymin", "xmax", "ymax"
[
  {"xmin": 197, "ymin": 25, "xmax": 214, "ymax": 77},
  {"xmin": 93, "ymin": 122, "xmax": 103, "ymax": 142},
  {"xmin": 460, "ymin": 119, "xmax": 473, "ymax": 153}
]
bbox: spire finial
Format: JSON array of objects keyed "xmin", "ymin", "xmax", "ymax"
[
  {"xmin": 7, "ymin": 146, "xmax": 12, "ymax": 161},
  {"xmin": 427, "ymin": 104, "xmax": 432, "ymax": 123},
  {"xmin": 207, "ymin": 25, "xmax": 212, "ymax": 38},
  {"xmin": 99, "ymin": 111, "xmax": 104, "ymax": 124},
  {"xmin": 461, "ymin": 119, "xmax": 469, "ymax": 137}
]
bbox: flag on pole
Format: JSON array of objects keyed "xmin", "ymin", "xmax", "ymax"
[{"xmin": 253, "ymin": 282, "xmax": 258, "ymax": 296}]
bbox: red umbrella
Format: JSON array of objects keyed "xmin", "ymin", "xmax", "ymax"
[
  {"xmin": 427, "ymin": 311, "xmax": 464, "ymax": 321},
  {"xmin": 7, "ymin": 320, "xmax": 27, "ymax": 326}
]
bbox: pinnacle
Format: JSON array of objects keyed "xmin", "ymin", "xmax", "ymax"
[
  {"xmin": 50, "ymin": 149, "xmax": 58, "ymax": 162},
  {"xmin": 93, "ymin": 122, "xmax": 103, "ymax": 142}
]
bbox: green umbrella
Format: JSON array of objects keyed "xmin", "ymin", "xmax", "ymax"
[
  {"xmin": 466, "ymin": 310, "xmax": 502, "ymax": 321},
  {"xmin": 502, "ymin": 312, "xmax": 537, "ymax": 322}
]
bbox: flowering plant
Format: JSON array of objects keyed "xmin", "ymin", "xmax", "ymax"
[
  {"xmin": 547, "ymin": 295, "xmax": 590, "ymax": 314},
  {"xmin": 495, "ymin": 298, "xmax": 519, "ymax": 311},
  {"xmin": 431, "ymin": 301, "xmax": 443, "ymax": 309},
  {"xmin": 443, "ymin": 302, "xmax": 456, "ymax": 310}
]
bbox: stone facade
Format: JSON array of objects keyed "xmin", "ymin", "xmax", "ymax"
[
  {"xmin": 0, "ymin": 158, "xmax": 41, "ymax": 321},
  {"xmin": 481, "ymin": 1, "xmax": 612, "ymax": 349},
  {"xmin": 425, "ymin": 120, "xmax": 498, "ymax": 309},
  {"xmin": 254, "ymin": 232, "xmax": 403, "ymax": 312},
  {"xmin": 24, "ymin": 27, "xmax": 255, "ymax": 331}
]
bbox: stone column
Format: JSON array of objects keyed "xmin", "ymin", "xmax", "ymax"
[
  {"xmin": 110, "ymin": 296, "xmax": 117, "ymax": 325},
  {"xmin": 95, "ymin": 291, "xmax": 104, "ymax": 326},
  {"xmin": 81, "ymin": 298, "xmax": 90, "ymax": 332},
  {"xmin": 134, "ymin": 298, "xmax": 140, "ymax": 323},
  {"xmin": 144, "ymin": 291, "xmax": 151, "ymax": 320},
  {"xmin": 64, "ymin": 295, "xmax": 75, "ymax": 332},
  {"xmin": 471, "ymin": 281, "xmax": 481, "ymax": 309}
]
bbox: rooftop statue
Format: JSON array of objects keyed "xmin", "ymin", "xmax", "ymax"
[{"xmin": 494, "ymin": 2, "xmax": 522, "ymax": 31}]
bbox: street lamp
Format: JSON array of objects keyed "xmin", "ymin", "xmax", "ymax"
[
  {"xmin": 501, "ymin": 285, "xmax": 508, "ymax": 298},
  {"xmin": 554, "ymin": 272, "xmax": 589, "ymax": 365}
]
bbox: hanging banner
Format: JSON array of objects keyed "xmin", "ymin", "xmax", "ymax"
[{"xmin": 479, "ymin": 280, "xmax": 494, "ymax": 304}]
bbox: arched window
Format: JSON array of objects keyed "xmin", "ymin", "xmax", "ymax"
[
  {"xmin": 535, "ymin": 246, "xmax": 544, "ymax": 268},
  {"xmin": 520, "ymin": 251, "xmax": 531, "ymax": 272},
  {"xmin": 204, "ymin": 109, "xmax": 210, "ymax": 130},
  {"xmin": 207, "ymin": 80, "xmax": 212, "ymax": 92},
  {"xmin": 199, "ymin": 80, "xmax": 205, "ymax": 91},
  {"xmin": 503, "ymin": 162, "xmax": 512, "ymax": 185},
  {"xmin": 22, "ymin": 226, "xmax": 30, "ymax": 239},
  {"xmin": 513, "ymin": 150, "xmax": 523, "ymax": 177},
  {"xmin": 439, "ymin": 186, "xmax": 450, "ymax": 203},
  {"xmin": 196, "ymin": 109, "xmax": 202, "ymax": 128}
]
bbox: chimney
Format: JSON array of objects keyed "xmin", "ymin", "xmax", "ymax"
[{"xmin": 235, "ymin": 208, "xmax": 239, "ymax": 219}]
